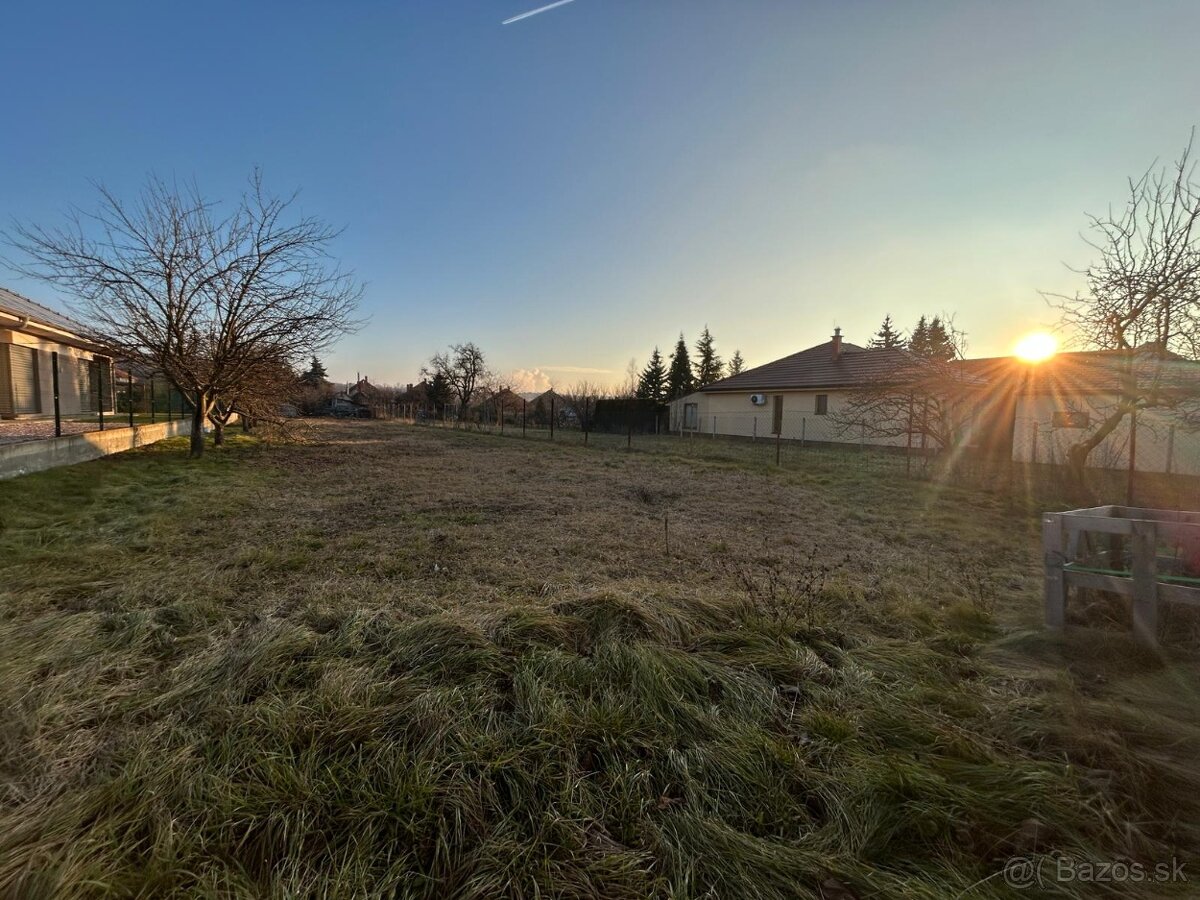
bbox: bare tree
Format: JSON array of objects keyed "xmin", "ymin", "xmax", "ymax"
[
  {"xmin": 423, "ymin": 342, "xmax": 490, "ymax": 419},
  {"xmin": 834, "ymin": 355, "xmax": 984, "ymax": 452},
  {"xmin": 1047, "ymin": 135, "xmax": 1200, "ymax": 474},
  {"xmin": 475, "ymin": 374, "xmax": 515, "ymax": 426},
  {"xmin": 5, "ymin": 172, "xmax": 361, "ymax": 456},
  {"xmin": 560, "ymin": 380, "xmax": 602, "ymax": 430},
  {"xmin": 211, "ymin": 353, "xmax": 300, "ymax": 438},
  {"xmin": 617, "ymin": 357, "xmax": 639, "ymax": 399},
  {"xmin": 834, "ymin": 319, "xmax": 977, "ymax": 451}
]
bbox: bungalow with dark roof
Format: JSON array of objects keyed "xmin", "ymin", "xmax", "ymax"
[
  {"xmin": 668, "ymin": 329, "xmax": 914, "ymax": 446},
  {"xmin": 0, "ymin": 286, "xmax": 113, "ymax": 419},
  {"xmin": 669, "ymin": 329, "xmax": 1200, "ymax": 473}
]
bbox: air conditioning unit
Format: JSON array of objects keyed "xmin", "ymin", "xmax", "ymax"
[{"xmin": 750, "ymin": 394, "xmax": 767, "ymax": 406}]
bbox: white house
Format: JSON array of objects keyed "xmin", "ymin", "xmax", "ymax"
[
  {"xmin": 0, "ymin": 287, "xmax": 113, "ymax": 419},
  {"xmin": 668, "ymin": 329, "xmax": 912, "ymax": 446},
  {"xmin": 961, "ymin": 351, "xmax": 1200, "ymax": 475},
  {"xmin": 669, "ymin": 330, "xmax": 1200, "ymax": 473}
]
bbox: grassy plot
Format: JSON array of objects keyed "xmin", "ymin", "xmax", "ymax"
[{"xmin": 0, "ymin": 421, "xmax": 1196, "ymax": 898}]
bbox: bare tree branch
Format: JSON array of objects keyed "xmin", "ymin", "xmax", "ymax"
[{"xmin": 4, "ymin": 172, "xmax": 362, "ymax": 456}]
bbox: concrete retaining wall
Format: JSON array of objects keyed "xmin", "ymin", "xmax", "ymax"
[{"xmin": 0, "ymin": 419, "xmax": 192, "ymax": 480}]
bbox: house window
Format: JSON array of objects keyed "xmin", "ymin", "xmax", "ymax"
[
  {"xmin": 814, "ymin": 394, "xmax": 828, "ymax": 415},
  {"xmin": 1052, "ymin": 410, "xmax": 1090, "ymax": 429},
  {"xmin": 683, "ymin": 402, "xmax": 698, "ymax": 430}
]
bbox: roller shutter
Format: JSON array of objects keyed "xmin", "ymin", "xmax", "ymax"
[
  {"xmin": 0, "ymin": 345, "xmax": 12, "ymax": 418},
  {"xmin": 9, "ymin": 345, "xmax": 41, "ymax": 415}
]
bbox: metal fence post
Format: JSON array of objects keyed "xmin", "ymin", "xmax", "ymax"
[
  {"xmin": 752, "ymin": 416, "xmax": 756, "ymax": 442},
  {"xmin": 97, "ymin": 362, "xmax": 105, "ymax": 432},
  {"xmin": 127, "ymin": 369, "xmax": 134, "ymax": 428},
  {"xmin": 149, "ymin": 376, "xmax": 156, "ymax": 423},
  {"xmin": 522, "ymin": 399, "xmax": 527, "ymax": 437},
  {"xmin": 1166, "ymin": 424, "xmax": 1175, "ymax": 475},
  {"xmin": 775, "ymin": 413, "xmax": 782, "ymax": 466},
  {"xmin": 712, "ymin": 414, "xmax": 716, "ymax": 439},
  {"xmin": 1031, "ymin": 422, "xmax": 1039, "ymax": 465},
  {"xmin": 51, "ymin": 351, "xmax": 61, "ymax": 437},
  {"xmin": 905, "ymin": 398, "xmax": 914, "ymax": 475},
  {"xmin": 1127, "ymin": 409, "xmax": 1138, "ymax": 507},
  {"xmin": 550, "ymin": 396, "xmax": 555, "ymax": 441},
  {"xmin": 801, "ymin": 416, "xmax": 806, "ymax": 448}
]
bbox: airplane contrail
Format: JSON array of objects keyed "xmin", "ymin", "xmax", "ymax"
[{"xmin": 502, "ymin": 0, "xmax": 578, "ymax": 25}]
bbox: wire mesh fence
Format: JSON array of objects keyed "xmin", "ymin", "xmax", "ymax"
[
  {"xmin": 390, "ymin": 401, "xmax": 1200, "ymax": 511},
  {"xmin": 0, "ymin": 351, "xmax": 189, "ymax": 446}
]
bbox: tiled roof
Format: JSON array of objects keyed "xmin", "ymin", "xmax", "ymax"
[
  {"xmin": 959, "ymin": 351, "xmax": 1199, "ymax": 396},
  {"xmin": 0, "ymin": 286, "xmax": 92, "ymax": 336},
  {"xmin": 702, "ymin": 340, "xmax": 911, "ymax": 392},
  {"xmin": 704, "ymin": 340, "xmax": 1199, "ymax": 397}
]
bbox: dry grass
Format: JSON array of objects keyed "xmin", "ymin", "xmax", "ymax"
[{"xmin": 0, "ymin": 420, "xmax": 1196, "ymax": 898}]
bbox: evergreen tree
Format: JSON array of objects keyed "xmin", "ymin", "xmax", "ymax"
[
  {"xmin": 728, "ymin": 349, "xmax": 745, "ymax": 376},
  {"xmin": 427, "ymin": 371, "xmax": 451, "ymax": 414},
  {"xmin": 925, "ymin": 316, "xmax": 958, "ymax": 360},
  {"xmin": 666, "ymin": 333, "xmax": 695, "ymax": 400},
  {"xmin": 635, "ymin": 347, "xmax": 668, "ymax": 404},
  {"xmin": 300, "ymin": 355, "xmax": 329, "ymax": 386},
  {"xmin": 868, "ymin": 315, "xmax": 903, "ymax": 350},
  {"xmin": 908, "ymin": 316, "xmax": 931, "ymax": 357},
  {"xmin": 693, "ymin": 325, "xmax": 724, "ymax": 386},
  {"xmin": 909, "ymin": 315, "xmax": 958, "ymax": 360}
]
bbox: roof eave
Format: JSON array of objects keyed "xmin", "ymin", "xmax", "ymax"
[{"xmin": 0, "ymin": 310, "xmax": 111, "ymax": 354}]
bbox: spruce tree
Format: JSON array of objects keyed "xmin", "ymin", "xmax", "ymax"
[
  {"xmin": 301, "ymin": 355, "xmax": 329, "ymax": 386},
  {"xmin": 427, "ymin": 371, "xmax": 451, "ymax": 414},
  {"xmin": 909, "ymin": 316, "xmax": 931, "ymax": 357},
  {"xmin": 728, "ymin": 349, "xmax": 745, "ymax": 376},
  {"xmin": 636, "ymin": 347, "xmax": 668, "ymax": 404},
  {"xmin": 666, "ymin": 333, "xmax": 695, "ymax": 400},
  {"xmin": 869, "ymin": 315, "xmax": 903, "ymax": 350},
  {"xmin": 925, "ymin": 316, "xmax": 958, "ymax": 360},
  {"xmin": 693, "ymin": 326, "xmax": 724, "ymax": 386}
]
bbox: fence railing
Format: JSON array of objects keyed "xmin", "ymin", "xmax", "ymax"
[
  {"xmin": 373, "ymin": 403, "xmax": 1200, "ymax": 511},
  {"xmin": 0, "ymin": 351, "xmax": 190, "ymax": 446}
]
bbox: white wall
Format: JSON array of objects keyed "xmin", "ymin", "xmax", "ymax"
[
  {"xmin": 1013, "ymin": 393, "xmax": 1200, "ymax": 475},
  {"xmin": 0, "ymin": 329, "xmax": 106, "ymax": 417},
  {"xmin": 668, "ymin": 389, "xmax": 910, "ymax": 447}
]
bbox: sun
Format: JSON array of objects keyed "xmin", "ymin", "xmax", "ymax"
[{"xmin": 1014, "ymin": 332, "xmax": 1057, "ymax": 362}]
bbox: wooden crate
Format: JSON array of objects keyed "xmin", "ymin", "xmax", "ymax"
[{"xmin": 1043, "ymin": 505, "xmax": 1200, "ymax": 647}]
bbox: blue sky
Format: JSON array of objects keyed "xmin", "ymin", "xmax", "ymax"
[{"xmin": 3, "ymin": 1, "xmax": 1198, "ymax": 389}]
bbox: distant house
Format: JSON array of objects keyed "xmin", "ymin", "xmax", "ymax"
[
  {"xmin": 668, "ymin": 329, "xmax": 1200, "ymax": 473},
  {"xmin": 349, "ymin": 376, "xmax": 385, "ymax": 408},
  {"xmin": 526, "ymin": 389, "xmax": 576, "ymax": 425},
  {"xmin": 668, "ymin": 329, "xmax": 907, "ymax": 444},
  {"xmin": 0, "ymin": 286, "xmax": 113, "ymax": 419},
  {"xmin": 328, "ymin": 390, "xmax": 367, "ymax": 417},
  {"xmin": 475, "ymin": 387, "xmax": 526, "ymax": 423},
  {"xmin": 960, "ymin": 350, "xmax": 1200, "ymax": 475}
]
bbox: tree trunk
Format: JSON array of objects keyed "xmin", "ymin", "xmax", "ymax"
[
  {"xmin": 213, "ymin": 419, "xmax": 225, "ymax": 446},
  {"xmin": 189, "ymin": 394, "xmax": 207, "ymax": 458},
  {"xmin": 1067, "ymin": 406, "xmax": 1130, "ymax": 483}
]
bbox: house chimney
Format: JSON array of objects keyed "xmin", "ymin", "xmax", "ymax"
[{"xmin": 831, "ymin": 327, "xmax": 842, "ymax": 359}]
